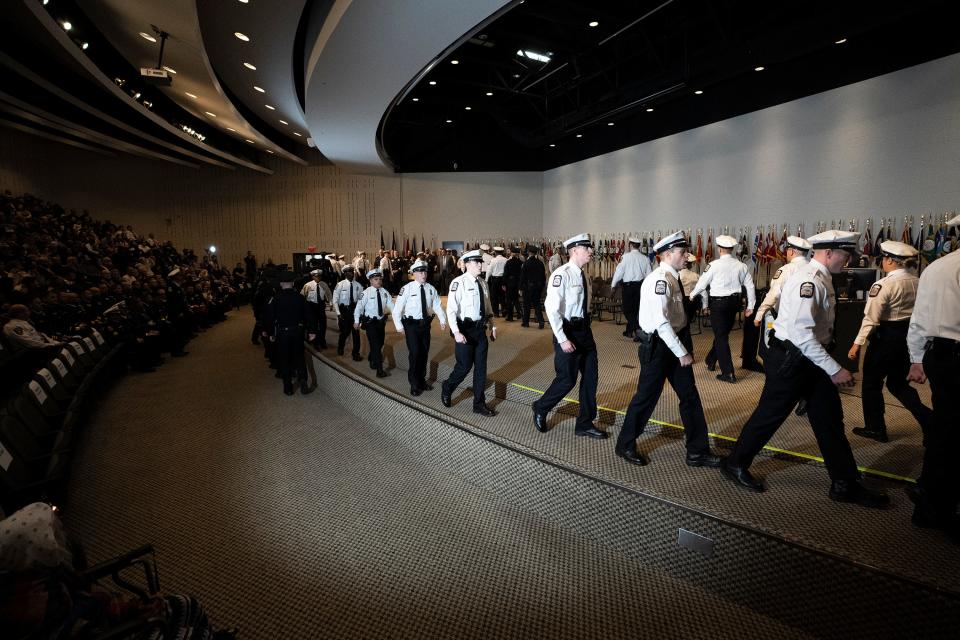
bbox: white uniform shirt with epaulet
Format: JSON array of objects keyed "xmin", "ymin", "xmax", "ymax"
[
  {"xmin": 611, "ymin": 249, "xmax": 653, "ymax": 287},
  {"xmin": 689, "ymin": 253, "xmax": 756, "ymax": 307},
  {"xmin": 3, "ymin": 318, "xmax": 58, "ymax": 351},
  {"xmin": 393, "ymin": 282, "xmax": 445, "ymax": 331},
  {"xmin": 543, "ymin": 262, "xmax": 591, "ymax": 344},
  {"xmin": 481, "ymin": 252, "xmax": 492, "ymax": 275},
  {"xmin": 446, "ymin": 272, "xmax": 494, "ymax": 334},
  {"xmin": 907, "ymin": 250, "xmax": 960, "ymax": 362},
  {"xmin": 638, "ymin": 264, "xmax": 688, "ymax": 357},
  {"xmin": 379, "ymin": 256, "xmax": 392, "ymax": 273},
  {"xmin": 300, "ymin": 280, "xmax": 330, "ymax": 305},
  {"xmin": 487, "ymin": 255, "xmax": 507, "ymax": 277},
  {"xmin": 332, "ymin": 279, "xmax": 364, "ymax": 314},
  {"xmin": 354, "ymin": 286, "xmax": 394, "ymax": 323},
  {"xmin": 853, "ymin": 269, "xmax": 919, "ymax": 345},
  {"xmin": 773, "ymin": 259, "xmax": 841, "ymax": 375},
  {"xmin": 756, "ymin": 255, "xmax": 809, "ymax": 319},
  {"xmin": 548, "ymin": 253, "xmax": 563, "ymax": 272}
]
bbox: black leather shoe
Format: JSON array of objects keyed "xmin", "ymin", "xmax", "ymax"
[
  {"xmin": 794, "ymin": 399, "xmax": 808, "ymax": 417},
  {"xmin": 720, "ymin": 462, "xmax": 765, "ymax": 492},
  {"xmin": 474, "ymin": 404, "xmax": 496, "ymax": 417},
  {"xmin": 422, "ymin": 383, "xmax": 434, "ymax": 391},
  {"xmin": 616, "ymin": 446, "xmax": 648, "ymax": 466},
  {"xmin": 441, "ymin": 391, "xmax": 452, "ymax": 407},
  {"xmin": 686, "ymin": 453, "xmax": 723, "ymax": 468},
  {"xmin": 706, "ymin": 362, "xmax": 716, "ymax": 372},
  {"xmin": 411, "ymin": 388, "xmax": 422, "ymax": 396},
  {"xmin": 633, "ymin": 335, "xmax": 642, "ymax": 342},
  {"xmin": 538, "ymin": 323, "xmax": 545, "ymax": 330},
  {"xmin": 376, "ymin": 369, "xmax": 390, "ymax": 378},
  {"xmin": 829, "ymin": 480, "xmax": 890, "ymax": 508},
  {"xmin": 852, "ymin": 427, "xmax": 888, "ymax": 443},
  {"xmin": 300, "ymin": 383, "xmax": 315, "ymax": 395},
  {"xmin": 283, "ymin": 383, "xmax": 294, "ymax": 396},
  {"xmin": 533, "ymin": 410, "xmax": 549, "ymax": 433},
  {"xmin": 575, "ymin": 426, "xmax": 609, "ymax": 439},
  {"xmin": 716, "ymin": 373, "xmax": 737, "ymax": 383},
  {"xmin": 521, "ymin": 323, "xmax": 529, "ymax": 328}
]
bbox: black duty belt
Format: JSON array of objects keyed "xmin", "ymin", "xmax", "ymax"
[
  {"xmin": 564, "ymin": 317, "xmax": 590, "ymax": 331},
  {"xmin": 710, "ymin": 293, "xmax": 740, "ymax": 299},
  {"xmin": 930, "ymin": 337, "xmax": 960, "ymax": 356}
]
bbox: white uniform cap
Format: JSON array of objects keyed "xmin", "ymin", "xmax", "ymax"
[
  {"xmin": 462, "ymin": 249, "xmax": 484, "ymax": 263},
  {"xmin": 167, "ymin": 267, "xmax": 180, "ymax": 277},
  {"xmin": 808, "ymin": 229, "xmax": 860, "ymax": 253},
  {"xmin": 492, "ymin": 246, "xmax": 505, "ymax": 252},
  {"xmin": 479, "ymin": 243, "xmax": 491, "ymax": 251},
  {"xmin": 880, "ymin": 240, "xmax": 918, "ymax": 259},
  {"xmin": 341, "ymin": 264, "xmax": 355, "ymax": 273},
  {"xmin": 564, "ymin": 233, "xmax": 593, "ymax": 249},
  {"xmin": 716, "ymin": 234, "xmax": 738, "ymax": 249},
  {"xmin": 309, "ymin": 269, "xmax": 321, "ymax": 276},
  {"xmin": 628, "ymin": 237, "xmax": 642, "ymax": 244},
  {"xmin": 366, "ymin": 268, "xmax": 383, "ymax": 279},
  {"xmin": 409, "ymin": 259, "xmax": 428, "ymax": 273},
  {"xmin": 786, "ymin": 236, "xmax": 812, "ymax": 251},
  {"xmin": 947, "ymin": 213, "xmax": 960, "ymax": 227},
  {"xmin": 653, "ymin": 231, "xmax": 689, "ymax": 253}
]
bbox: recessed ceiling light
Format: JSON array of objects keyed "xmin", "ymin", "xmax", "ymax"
[
  {"xmin": 265, "ymin": 149, "xmax": 274, "ymax": 154},
  {"xmin": 607, "ymin": 122, "xmax": 614, "ymax": 126},
  {"xmin": 162, "ymin": 66, "xmax": 177, "ymax": 74},
  {"xmin": 694, "ymin": 90, "xmax": 703, "ymax": 95},
  {"xmin": 485, "ymin": 92, "xmax": 493, "ymax": 96},
  {"xmin": 464, "ymin": 106, "xmax": 471, "ymax": 110},
  {"xmin": 62, "ymin": 21, "xmax": 73, "ymax": 31},
  {"xmin": 139, "ymin": 31, "xmax": 156, "ymax": 42},
  {"xmin": 293, "ymin": 132, "xmax": 302, "ymax": 136},
  {"xmin": 835, "ymin": 38, "xmax": 847, "ymax": 44},
  {"xmin": 451, "ymin": 60, "xmax": 459, "ymax": 65},
  {"xmin": 244, "ymin": 139, "xmax": 254, "ymax": 144},
  {"xmin": 226, "ymin": 127, "xmax": 236, "ymax": 132},
  {"xmin": 576, "ymin": 134, "xmax": 582, "ymax": 138},
  {"xmin": 81, "ymin": 42, "xmax": 89, "ymax": 50},
  {"xmin": 265, "ymin": 104, "xmax": 275, "ymax": 110},
  {"xmin": 243, "ymin": 62, "xmax": 257, "ymax": 70},
  {"xmin": 429, "ymin": 81, "xmax": 437, "ymax": 85},
  {"xmin": 446, "ymin": 119, "xmax": 453, "ymax": 123},
  {"xmin": 646, "ymin": 108, "xmax": 654, "ymax": 112},
  {"xmin": 517, "ymin": 49, "xmax": 551, "ymax": 63},
  {"xmin": 254, "ymin": 86, "xmax": 265, "ymax": 93},
  {"xmin": 235, "ymin": 32, "xmax": 250, "ymax": 42},
  {"xmin": 754, "ymin": 65, "xmax": 765, "ymax": 72},
  {"xmin": 185, "ymin": 92, "xmax": 198, "ymax": 99},
  {"xmin": 279, "ymin": 119, "xmax": 288, "ymax": 125},
  {"xmin": 549, "ymin": 144, "xmax": 556, "ymax": 147},
  {"xmin": 588, "ymin": 21, "xmax": 599, "ymax": 27},
  {"xmin": 412, "ymin": 97, "xmax": 419, "ymax": 102},
  {"xmin": 238, "ymin": 0, "xmax": 249, "ymax": 3},
  {"xmin": 513, "ymin": 73, "xmax": 520, "ymax": 78},
  {"xmin": 205, "ymin": 111, "xmax": 217, "ymax": 117}
]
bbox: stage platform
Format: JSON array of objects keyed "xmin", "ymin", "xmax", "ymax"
[{"xmin": 313, "ymin": 301, "xmax": 958, "ymax": 607}]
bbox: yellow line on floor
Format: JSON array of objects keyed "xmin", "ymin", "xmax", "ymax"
[{"xmin": 510, "ymin": 382, "xmax": 917, "ymax": 483}]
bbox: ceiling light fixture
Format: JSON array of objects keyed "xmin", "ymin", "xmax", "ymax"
[
  {"xmin": 265, "ymin": 150, "xmax": 274, "ymax": 154},
  {"xmin": 451, "ymin": 60, "xmax": 459, "ymax": 65},
  {"xmin": 265, "ymin": 104, "xmax": 275, "ymax": 110},
  {"xmin": 464, "ymin": 106, "xmax": 471, "ymax": 110},
  {"xmin": 205, "ymin": 111, "xmax": 217, "ymax": 117},
  {"xmin": 646, "ymin": 108, "xmax": 654, "ymax": 112},
  {"xmin": 835, "ymin": 38, "xmax": 847, "ymax": 44},
  {"xmin": 517, "ymin": 49, "xmax": 551, "ymax": 63},
  {"xmin": 412, "ymin": 98, "xmax": 419, "ymax": 102},
  {"xmin": 429, "ymin": 81, "xmax": 437, "ymax": 85},
  {"xmin": 485, "ymin": 92, "xmax": 493, "ymax": 96},
  {"xmin": 254, "ymin": 86, "xmax": 265, "ymax": 93},
  {"xmin": 185, "ymin": 92, "xmax": 198, "ymax": 98},
  {"xmin": 234, "ymin": 32, "xmax": 250, "ymax": 42},
  {"xmin": 81, "ymin": 42, "xmax": 89, "ymax": 50},
  {"xmin": 244, "ymin": 139, "xmax": 254, "ymax": 144},
  {"xmin": 227, "ymin": 127, "xmax": 236, "ymax": 132},
  {"xmin": 446, "ymin": 119, "xmax": 453, "ymax": 123},
  {"xmin": 279, "ymin": 119, "xmax": 288, "ymax": 125},
  {"xmin": 588, "ymin": 21, "xmax": 599, "ymax": 27},
  {"xmin": 162, "ymin": 66, "xmax": 176, "ymax": 74},
  {"xmin": 549, "ymin": 144, "xmax": 556, "ymax": 147},
  {"xmin": 139, "ymin": 31, "xmax": 156, "ymax": 42},
  {"xmin": 607, "ymin": 122, "xmax": 614, "ymax": 126},
  {"xmin": 243, "ymin": 62, "xmax": 257, "ymax": 70},
  {"xmin": 576, "ymin": 134, "xmax": 582, "ymax": 138},
  {"xmin": 694, "ymin": 89, "xmax": 703, "ymax": 95},
  {"xmin": 238, "ymin": 0, "xmax": 249, "ymax": 3},
  {"xmin": 293, "ymin": 132, "xmax": 302, "ymax": 136},
  {"xmin": 62, "ymin": 21, "xmax": 73, "ymax": 31},
  {"xmin": 754, "ymin": 65, "xmax": 765, "ymax": 71}
]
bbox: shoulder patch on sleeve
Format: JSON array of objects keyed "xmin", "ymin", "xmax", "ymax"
[
  {"xmin": 399, "ymin": 285, "xmax": 406, "ymax": 295},
  {"xmin": 654, "ymin": 280, "xmax": 667, "ymax": 295},
  {"xmin": 799, "ymin": 282, "xmax": 815, "ymax": 298},
  {"xmin": 772, "ymin": 268, "xmax": 783, "ymax": 280},
  {"xmin": 704, "ymin": 263, "xmax": 711, "ymax": 272},
  {"xmin": 868, "ymin": 283, "xmax": 882, "ymax": 298},
  {"xmin": 450, "ymin": 281, "xmax": 459, "ymax": 292},
  {"xmin": 552, "ymin": 274, "xmax": 562, "ymax": 287}
]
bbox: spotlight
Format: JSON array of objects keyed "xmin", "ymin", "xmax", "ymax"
[
  {"xmin": 209, "ymin": 245, "xmax": 217, "ymax": 253},
  {"xmin": 62, "ymin": 21, "xmax": 72, "ymax": 31}
]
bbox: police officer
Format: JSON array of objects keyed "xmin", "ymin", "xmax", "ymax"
[
  {"xmin": 520, "ymin": 245, "xmax": 546, "ymax": 329},
  {"xmin": 301, "ymin": 269, "xmax": 331, "ymax": 349},
  {"xmin": 502, "ymin": 247, "xmax": 523, "ymax": 321},
  {"xmin": 615, "ymin": 232, "xmax": 721, "ymax": 467},
  {"xmin": 479, "ymin": 243, "xmax": 493, "ymax": 279},
  {"xmin": 487, "ymin": 246, "xmax": 507, "ymax": 316},
  {"xmin": 679, "ymin": 253, "xmax": 703, "ymax": 338},
  {"xmin": 611, "ymin": 237, "xmax": 652, "ymax": 339},
  {"xmin": 906, "ymin": 213, "xmax": 960, "ymax": 539},
  {"xmin": 394, "ymin": 259, "xmax": 446, "ymax": 396},
  {"xmin": 689, "ymin": 235, "xmax": 756, "ymax": 382},
  {"xmin": 848, "ymin": 240, "xmax": 933, "ymax": 443},
  {"xmin": 754, "ymin": 236, "xmax": 812, "ymax": 330},
  {"xmin": 721, "ymin": 230, "xmax": 889, "ymax": 508},
  {"xmin": 441, "ymin": 249, "xmax": 497, "ymax": 416},
  {"xmin": 532, "ymin": 233, "xmax": 608, "ymax": 439},
  {"xmin": 354, "ymin": 268, "xmax": 393, "ymax": 378},
  {"xmin": 333, "ymin": 265, "xmax": 364, "ymax": 361},
  {"xmin": 261, "ymin": 272, "xmax": 316, "ymax": 396}
]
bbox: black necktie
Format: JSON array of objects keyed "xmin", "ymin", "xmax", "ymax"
[
  {"xmin": 477, "ymin": 280, "xmax": 486, "ymax": 319},
  {"xmin": 581, "ymin": 270, "xmax": 589, "ymax": 319},
  {"xmin": 376, "ymin": 289, "xmax": 383, "ymax": 317},
  {"xmin": 420, "ymin": 284, "xmax": 428, "ymax": 319},
  {"xmin": 349, "ymin": 283, "xmax": 354, "ymax": 305},
  {"xmin": 677, "ymin": 273, "xmax": 686, "ymax": 296}
]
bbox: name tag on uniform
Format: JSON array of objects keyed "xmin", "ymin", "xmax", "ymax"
[{"xmin": 655, "ymin": 280, "xmax": 667, "ymax": 295}]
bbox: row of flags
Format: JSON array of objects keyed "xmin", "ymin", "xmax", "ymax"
[{"xmin": 379, "ymin": 228, "xmax": 433, "ymax": 255}]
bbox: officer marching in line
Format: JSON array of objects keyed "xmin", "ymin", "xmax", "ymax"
[
  {"xmin": 688, "ymin": 234, "xmax": 756, "ymax": 383},
  {"xmin": 548, "ymin": 245, "xmax": 564, "ymax": 272},
  {"xmin": 721, "ymin": 230, "xmax": 889, "ymax": 508},
  {"xmin": 393, "ymin": 259, "xmax": 446, "ymax": 396},
  {"xmin": 615, "ymin": 232, "xmax": 722, "ymax": 467},
  {"xmin": 679, "ymin": 253, "xmax": 704, "ymax": 340},
  {"xmin": 754, "ymin": 236, "xmax": 812, "ymax": 334},
  {"xmin": 479, "ymin": 243, "xmax": 493, "ymax": 278},
  {"xmin": 520, "ymin": 245, "xmax": 546, "ymax": 329},
  {"xmin": 611, "ymin": 237, "xmax": 652, "ymax": 340},
  {"xmin": 261, "ymin": 272, "xmax": 316, "ymax": 396},
  {"xmin": 487, "ymin": 246, "xmax": 508, "ymax": 316},
  {"xmin": 441, "ymin": 249, "xmax": 498, "ymax": 416},
  {"xmin": 301, "ymin": 269, "xmax": 331, "ymax": 349},
  {"xmin": 532, "ymin": 233, "xmax": 608, "ymax": 439},
  {"xmin": 502, "ymin": 247, "xmax": 523, "ymax": 321},
  {"xmin": 848, "ymin": 240, "xmax": 933, "ymax": 443},
  {"xmin": 906, "ymin": 213, "xmax": 960, "ymax": 541},
  {"xmin": 354, "ymin": 268, "xmax": 394, "ymax": 378},
  {"xmin": 333, "ymin": 265, "xmax": 364, "ymax": 361}
]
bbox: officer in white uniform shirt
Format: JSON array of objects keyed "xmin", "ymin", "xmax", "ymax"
[
  {"xmin": 754, "ymin": 236, "xmax": 811, "ymax": 330},
  {"xmin": 301, "ymin": 269, "xmax": 331, "ymax": 349},
  {"xmin": 906, "ymin": 213, "xmax": 960, "ymax": 539},
  {"xmin": 2, "ymin": 304, "xmax": 61, "ymax": 352},
  {"xmin": 689, "ymin": 235, "xmax": 756, "ymax": 382},
  {"xmin": 441, "ymin": 249, "xmax": 497, "ymax": 416},
  {"xmin": 679, "ymin": 254, "xmax": 704, "ymax": 338},
  {"xmin": 354, "ymin": 268, "xmax": 394, "ymax": 378},
  {"xmin": 532, "ymin": 233, "xmax": 607, "ymax": 439},
  {"xmin": 479, "ymin": 243, "xmax": 493, "ymax": 278},
  {"xmin": 612, "ymin": 237, "xmax": 653, "ymax": 340},
  {"xmin": 847, "ymin": 240, "xmax": 932, "ymax": 443},
  {"xmin": 722, "ymin": 230, "xmax": 889, "ymax": 508},
  {"xmin": 394, "ymin": 259, "xmax": 446, "ymax": 396},
  {"xmin": 333, "ymin": 265, "xmax": 364, "ymax": 361},
  {"xmin": 548, "ymin": 246, "xmax": 564, "ymax": 272},
  {"xmin": 487, "ymin": 247, "xmax": 508, "ymax": 316},
  {"xmin": 615, "ymin": 232, "xmax": 720, "ymax": 467}
]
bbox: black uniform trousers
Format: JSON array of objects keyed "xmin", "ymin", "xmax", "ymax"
[
  {"xmin": 504, "ymin": 276, "xmax": 521, "ymax": 320},
  {"xmin": 311, "ymin": 301, "xmax": 328, "ymax": 348},
  {"xmin": 275, "ymin": 326, "xmax": 307, "ymax": 383},
  {"xmin": 337, "ymin": 304, "xmax": 361, "ymax": 356},
  {"xmin": 487, "ymin": 276, "xmax": 504, "ymax": 315},
  {"xmin": 862, "ymin": 321, "xmax": 933, "ymax": 436},
  {"xmin": 533, "ymin": 323, "xmax": 598, "ymax": 432},
  {"xmin": 442, "ymin": 322, "xmax": 489, "ymax": 409},
  {"xmin": 706, "ymin": 294, "xmax": 739, "ymax": 375},
  {"xmin": 621, "ymin": 281, "xmax": 642, "ymax": 335},
  {"xmin": 522, "ymin": 284, "xmax": 544, "ymax": 327},
  {"xmin": 616, "ymin": 330, "xmax": 710, "ymax": 454},
  {"xmin": 364, "ymin": 318, "xmax": 387, "ymax": 370},
  {"xmin": 726, "ymin": 340, "xmax": 859, "ymax": 482},
  {"xmin": 403, "ymin": 317, "xmax": 432, "ymax": 390},
  {"xmin": 918, "ymin": 339, "xmax": 960, "ymax": 522}
]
